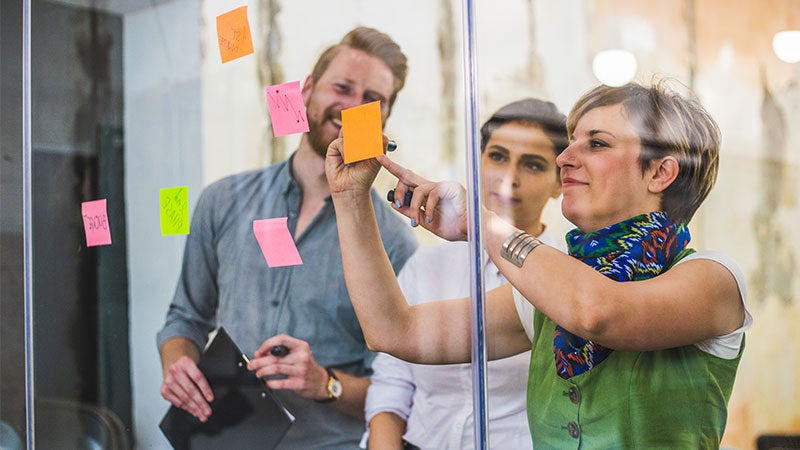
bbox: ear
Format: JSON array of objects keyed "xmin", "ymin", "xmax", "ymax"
[
  {"xmin": 647, "ymin": 156, "xmax": 679, "ymax": 194},
  {"xmin": 301, "ymin": 75, "xmax": 314, "ymax": 103}
]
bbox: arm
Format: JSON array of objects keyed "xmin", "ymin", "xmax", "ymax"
[
  {"xmin": 368, "ymin": 413, "xmax": 406, "ymax": 450},
  {"xmin": 480, "ymin": 209, "xmax": 745, "ymax": 351},
  {"xmin": 157, "ymin": 187, "xmax": 223, "ymax": 422},
  {"xmin": 376, "ymin": 155, "xmax": 745, "ymax": 351},
  {"xmin": 365, "ymin": 353, "xmax": 415, "ymax": 450},
  {"xmin": 324, "ymin": 137, "xmax": 530, "ymax": 364},
  {"xmin": 159, "ymin": 337, "xmax": 213, "ymax": 422}
]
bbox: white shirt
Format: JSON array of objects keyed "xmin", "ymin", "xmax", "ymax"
[{"xmin": 365, "ymin": 230, "xmax": 559, "ymax": 450}]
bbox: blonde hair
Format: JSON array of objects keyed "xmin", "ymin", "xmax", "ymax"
[{"xmin": 567, "ymin": 80, "xmax": 721, "ymax": 224}]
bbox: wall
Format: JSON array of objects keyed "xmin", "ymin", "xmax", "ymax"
[{"xmin": 124, "ymin": 0, "xmax": 202, "ymax": 447}]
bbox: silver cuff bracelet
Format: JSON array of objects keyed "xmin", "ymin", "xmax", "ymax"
[{"xmin": 500, "ymin": 230, "xmax": 542, "ymax": 268}]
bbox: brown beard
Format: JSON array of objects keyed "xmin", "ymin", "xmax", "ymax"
[
  {"xmin": 305, "ymin": 97, "xmax": 338, "ymax": 158},
  {"xmin": 307, "ymin": 124, "xmax": 332, "ymax": 158}
]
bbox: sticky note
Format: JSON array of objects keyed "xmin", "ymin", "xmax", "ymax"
[
  {"xmin": 82, "ymin": 199, "xmax": 112, "ymax": 247},
  {"xmin": 266, "ymin": 81, "xmax": 310, "ymax": 137},
  {"xmin": 216, "ymin": 6, "xmax": 254, "ymax": 64},
  {"xmin": 253, "ymin": 217, "xmax": 303, "ymax": 268},
  {"xmin": 160, "ymin": 186, "xmax": 190, "ymax": 235},
  {"xmin": 342, "ymin": 101, "xmax": 383, "ymax": 164}
]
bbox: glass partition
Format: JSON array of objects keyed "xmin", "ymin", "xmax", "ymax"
[{"xmin": 2, "ymin": 0, "xmax": 798, "ymax": 448}]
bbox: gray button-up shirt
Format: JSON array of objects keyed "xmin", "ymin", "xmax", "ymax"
[{"xmin": 157, "ymin": 156, "xmax": 417, "ymax": 449}]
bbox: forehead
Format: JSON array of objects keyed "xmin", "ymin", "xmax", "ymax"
[
  {"xmin": 575, "ymin": 104, "xmax": 640, "ymax": 140},
  {"xmin": 319, "ymin": 47, "xmax": 395, "ymax": 97},
  {"xmin": 487, "ymin": 122, "xmax": 557, "ymax": 157}
]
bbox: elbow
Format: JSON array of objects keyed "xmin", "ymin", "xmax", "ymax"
[
  {"xmin": 364, "ymin": 335, "xmax": 393, "ymax": 354},
  {"xmin": 570, "ymin": 291, "xmax": 613, "ymax": 340}
]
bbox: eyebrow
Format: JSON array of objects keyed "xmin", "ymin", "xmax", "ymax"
[
  {"xmin": 520, "ymin": 153, "xmax": 550, "ymax": 166},
  {"xmin": 588, "ymin": 129, "xmax": 617, "ymax": 139},
  {"xmin": 488, "ymin": 145, "xmax": 552, "ymax": 164}
]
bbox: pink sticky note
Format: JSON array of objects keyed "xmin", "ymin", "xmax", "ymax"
[
  {"xmin": 253, "ymin": 217, "xmax": 303, "ymax": 268},
  {"xmin": 266, "ymin": 81, "xmax": 310, "ymax": 137},
  {"xmin": 81, "ymin": 199, "xmax": 112, "ymax": 247}
]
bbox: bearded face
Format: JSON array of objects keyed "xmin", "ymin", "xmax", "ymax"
[{"xmin": 300, "ymin": 47, "xmax": 395, "ymax": 158}]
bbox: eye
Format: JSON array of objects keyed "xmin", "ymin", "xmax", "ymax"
[
  {"xmin": 364, "ymin": 93, "xmax": 384, "ymax": 104},
  {"xmin": 523, "ymin": 161, "xmax": 545, "ymax": 172},
  {"xmin": 487, "ymin": 151, "xmax": 506, "ymax": 162},
  {"xmin": 334, "ymin": 83, "xmax": 351, "ymax": 94},
  {"xmin": 590, "ymin": 139, "xmax": 608, "ymax": 148}
]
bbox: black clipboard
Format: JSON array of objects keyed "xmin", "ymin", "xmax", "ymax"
[{"xmin": 159, "ymin": 327, "xmax": 295, "ymax": 450}]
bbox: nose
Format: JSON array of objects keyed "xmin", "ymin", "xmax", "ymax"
[
  {"xmin": 556, "ymin": 143, "xmax": 577, "ymax": 168},
  {"xmin": 497, "ymin": 167, "xmax": 519, "ymax": 193}
]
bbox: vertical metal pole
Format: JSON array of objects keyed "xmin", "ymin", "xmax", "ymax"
[
  {"xmin": 460, "ymin": 0, "xmax": 489, "ymax": 448},
  {"xmin": 22, "ymin": 0, "xmax": 35, "ymax": 448}
]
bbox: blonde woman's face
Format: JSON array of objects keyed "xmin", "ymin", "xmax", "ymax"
[
  {"xmin": 557, "ymin": 104, "xmax": 663, "ymax": 232},
  {"xmin": 480, "ymin": 122, "xmax": 561, "ymax": 233}
]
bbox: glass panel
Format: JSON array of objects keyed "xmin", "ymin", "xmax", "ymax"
[
  {"xmin": 1, "ymin": 0, "xmax": 29, "ymax": 446},
  {"xmin": 11, "ymin": 0, "xmax": 800, "ymax": 449}
]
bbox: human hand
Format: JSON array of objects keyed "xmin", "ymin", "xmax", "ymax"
[
  {"xmin": 248, "ymin": 335, "xmax": 330, "ymax": 401},
  {"xmin": 160, "ymin": 356, "xmax": 214, "ymax": 422},
  {"xmin": 325, "ymin": 132, "xmax": 393, "ymax": 198},
  {"xmin": 377, "ymin": 155, "xmax": 468, "ymax": 241}
]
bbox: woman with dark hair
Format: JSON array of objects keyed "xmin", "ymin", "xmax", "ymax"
[{"xmin": 366, "ymin": 98, "xmax": 566, "ymax": 450}]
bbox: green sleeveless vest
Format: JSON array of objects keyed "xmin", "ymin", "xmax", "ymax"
[{"xmin": 526, "ymin": 251, "xmax": 744, "ymax": 449}]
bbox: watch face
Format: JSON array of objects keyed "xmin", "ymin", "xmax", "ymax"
[{"xmin": 329, "ymin": 378, "xmax": 343, "ymax": 398}]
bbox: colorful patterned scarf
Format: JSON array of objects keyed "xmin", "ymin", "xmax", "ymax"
[{"xmin": 553, "ymin": 211, "xmax": 691, "ymax": 379}]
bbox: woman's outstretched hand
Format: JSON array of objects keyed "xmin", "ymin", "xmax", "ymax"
[{"xmin": 377, "ymin": 154, "xmax": 469, "ymax": 242}]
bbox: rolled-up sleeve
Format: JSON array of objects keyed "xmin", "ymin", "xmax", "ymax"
[{"xmin": 365, "ymin": 352, "xmax": 415, "ymax": 423}]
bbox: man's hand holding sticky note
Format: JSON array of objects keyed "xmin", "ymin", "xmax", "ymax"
[{"xmin": 342, "ymin": 101, "xmax": 383, "ymax": 164}]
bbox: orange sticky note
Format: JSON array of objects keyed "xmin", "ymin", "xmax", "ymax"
[
  {"xmin": 216, "ymin": 6, "xmax": 254, "ymax": 64},
  {"xmin": 81, "ymin": 199, "xmax": 112, "ymax": 247},
  {"xmin": 253, "ymin": 218, "xmax": 303, "ymax": 268},
  {"xmin": 266, "ymin": 81, "xmax": 310, "ymax": 137},
  {"xmin": 342, "ymin": 101, "xmax": 383, "ymax": 164}
]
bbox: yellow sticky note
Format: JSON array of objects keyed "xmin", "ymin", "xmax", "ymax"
[
  {"xmin": 342, "ymin": 101, "xmax": 383, "ymax": 164},
  {"xmin": 216, "ymin": 6, "xmax": 254, "ymax": 64},
  {"xmin": 160, "ymin": 186, "xmax": 190, "ymax": 235}
]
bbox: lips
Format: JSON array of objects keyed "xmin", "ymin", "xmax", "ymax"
[{"xmin": 561, "ymin": 177, "xmax": 586, "ymax": 188}]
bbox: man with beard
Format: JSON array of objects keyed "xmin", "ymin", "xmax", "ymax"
[{"xmin": 157, "ymin": 27, "xmax": 417, "ymax": 449}]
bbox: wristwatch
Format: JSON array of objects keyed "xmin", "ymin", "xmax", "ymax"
[{"xmin": 318, "ymin": 367, "xmax": 342, "ymax": 403}]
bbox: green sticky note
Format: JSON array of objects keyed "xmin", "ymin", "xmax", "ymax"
[{"xmin": 160, "ymin": 186, "xmax": 190, "ymax": 235}]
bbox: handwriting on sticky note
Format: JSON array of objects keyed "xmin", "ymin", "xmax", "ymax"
[
  {"xmin": 160, "ymin": 186, "xmax": 190, "ymax": 235},
  {"xmin": 342, "ymin": 101, "xmax": 383, "ymax": 164},
  {"xmin": 266, "ymin": 81, "xmax": 310, "ymax": 137},
  {"xmin": 216, "ymin": 6, "xmax": 254, "ymax": 64},
  {"xmin": 82, "ymin": 199, "xmax": 112, "ymax": 247},
  {"xmin": 253, "ymin": 218, "xmax": 303, "ymax": 268}
]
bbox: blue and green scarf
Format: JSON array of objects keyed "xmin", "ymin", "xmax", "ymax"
[{"xmin": 554, "ymin": 211, "xmax": 691, "ymax": 379}]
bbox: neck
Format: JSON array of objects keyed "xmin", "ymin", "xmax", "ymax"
[
  {"xmin": 519, "ymin": 219, "xmax": 545, "ymax": 238},
  {"xmin": 292, "ymin": 137, "xmax": 330, "ymax": 200}
]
